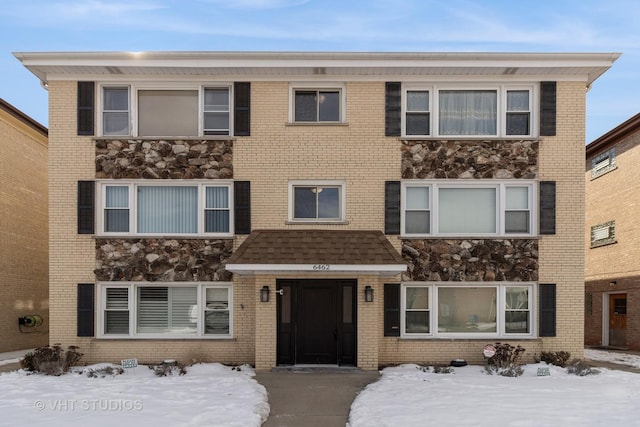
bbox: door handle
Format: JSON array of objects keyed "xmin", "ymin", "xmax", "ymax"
[{"xmin": 275, "ymin": 289, "xmax": 284, "ymax": 296}]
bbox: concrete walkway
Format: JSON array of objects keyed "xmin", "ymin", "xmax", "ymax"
[
  {"xmin": 0, "ymin": 348, "xmax": 33, "ymax": 374},
  {"xmin": 255, "ymin": 368, "xmax": 380, "ymax": 427}
]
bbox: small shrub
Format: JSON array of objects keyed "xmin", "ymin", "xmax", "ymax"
[
  {"xmin": 567, "ymin": 359, "xmax": 600, "ymax": 376},
  {"xmin": 84, "ymin": 365, "xmax": 125, "ymax": 378},
  {"xmin": 149, "ymin": 360, "xmax": 187, "ymax": 376},
  {"xmin": 484, "ymin": 342, "xmax": 525, "ymax": 377},
  {"xmin": 538, "ymin": 351, "xmax": 571, "ymax": 367},
  {"xmin": 432, "ymin": 365, "xmax": 454, "ymax": 374},
  {"xmin": 415, "ymin": 364, "xmax": 454, "ymax": 374},
  {"xmin": 20, "ymin": 344, "xmax": 83, "ymax": 376}
]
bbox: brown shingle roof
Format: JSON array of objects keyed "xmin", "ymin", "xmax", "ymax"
[{"xmin": 226, "ymin": 230, "xmax": 404, "ymax": 265}]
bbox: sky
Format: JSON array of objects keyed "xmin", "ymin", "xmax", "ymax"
[{"xmin": 1, "ymin": 0, "xmax": 639, "ymax": 143}]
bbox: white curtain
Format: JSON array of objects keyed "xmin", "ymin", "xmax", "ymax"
[
  {"xmin": 137, "ymin": 186, "xmax": 198, "ymax": 234},
  {"xmin": 438, "ymin": 188, "xmax": 496, "ymax": 233},
  {"xmin": 439, "ymin": 90, "xmax": 497, "ymax": 135}
]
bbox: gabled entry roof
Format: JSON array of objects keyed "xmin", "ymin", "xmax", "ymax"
[{"xmin": 225, "ymin": 230, "xmax": 406, "ymax": 276}]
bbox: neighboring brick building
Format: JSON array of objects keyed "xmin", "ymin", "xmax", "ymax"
[
  {"xmin": 0, "ymin": 98, "xmax": 48, "ymax": 352},
  {"xmin": 15, "ymin": 51, "xmax": 618, "ymax": 369},
  {"xmin": 585, "ymin": 113, "xmax": 640, "ymax": 351}
]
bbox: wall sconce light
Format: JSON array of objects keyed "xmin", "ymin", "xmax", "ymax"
[
  {"xmin": 609, "ymin": 281, "xmax": 617, "ymax": 288},
  {"xmin": 260, "ymin": 286, "xmax": 270, "ymax": 303},
  {"xmin": 364, "ymin": 286, "xmax": 374, "ymax": 302}
]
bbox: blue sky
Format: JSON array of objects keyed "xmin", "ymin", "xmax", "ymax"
[{"xmin": 1, "ymin": 0, "xmax": 638, "ymax": 142}]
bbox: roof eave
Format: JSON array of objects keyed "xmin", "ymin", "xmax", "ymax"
[
  {"xmin": 587, "ymin": 112, "xmax": 640, "ymax": 156},
  {"xmin": 14, "ymin": 51, "xmax": 621, "ymax": 85}
]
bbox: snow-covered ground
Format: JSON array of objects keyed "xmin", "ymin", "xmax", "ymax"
[
  {"xmin": 0, "ymin": 363, "xmax": 269, "ymax": 427},
  {"xmin": 349, "ymin": 349, "xmax": 640, "ymax": 427},
  {"xmin": 1, "ymin": 349, "xmax": 638, "ymax": 427}
]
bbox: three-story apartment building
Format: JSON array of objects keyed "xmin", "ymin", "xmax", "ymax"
[
  {"xmin": 585, "ymin": 113, "xmax": 640, "ymax": 351},
  {"xmin": 15, "ymin": 51, "xmax": 618, "ymax": 369},
  {"xmin": 0, "ymin": 98, "xmax": 48, "ymax": 352}
]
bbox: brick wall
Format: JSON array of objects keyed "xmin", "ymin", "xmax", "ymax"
[
  {"xmin": 0, "ymin": 105, "xmax": 48, "ymax": 352},
  {"xmin": 585, "ymin": 117, "xmax": 640, "ymax": 350},
  {"xmin": 47, "ymin": 79, "xmax": 588, "ymax": 367}
]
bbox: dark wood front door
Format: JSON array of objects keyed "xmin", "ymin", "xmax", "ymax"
[
  {"xmin": 609, "ymin": 294, "xmax": 627, "ymax": 348},
  {"xmin": 276, "ymin": 279, "xmax": 356, "ymax": 366}
]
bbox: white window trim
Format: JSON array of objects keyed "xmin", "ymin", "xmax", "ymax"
[
  {"xmin": 287, "ymin": 180, "xmax": 347, "ymax": 223},
  {"xmin": 288, "ymin": 82, "xmax": 347, "ymax": 124},
  {"xmin": 96, "ymin": 180, "xmax": 234, "ymax": 237},
  {"xmin": 97, "ymin": 83, "xmax": 234, "ymax": 137},
  {"xmin": 400, "ymin": 282, "xmax": 536, "ymax": 339},
  {"xmin": 401, "ymin": 180, "xmax": 537, "ymax": 237},
  {"xmin": 401, "ymin": 83, "xmax": 538, "ymax": 138},
  {"xmin": 97, "ymin": 282, "xmax": 233, "ymax": 339}
]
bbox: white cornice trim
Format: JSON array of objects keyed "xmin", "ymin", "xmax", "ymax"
[
  {"xmin": 14, "ymin": 51, "xmax": 620, "ymax": 86},
  {"xmin": 226, "ymin": 263, "xmax": 407, "ymax": 276}
]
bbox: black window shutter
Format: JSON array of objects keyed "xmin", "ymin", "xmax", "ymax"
[
  {"xmin": 539, "ymin": 283, "xmax": 556, "ymax": 337},
  {"xmin": 234, "ymin": 181, "xmax": 251, "ymax": 234},
  {"xmin": 77, "ymin": 81, "xmax": 95, "ymax": 136},
  {"xmin": 540, "ymin": 81, "xmax": 556, "ymax": 136},
  {"xmin": 539, "ymin": 181, "xmax": 556, "ymax": 235},
  {"xmin": 385, "ymin": 181, "xmax": 401, "ymax": 235},
  {"xmin": 384, "ymin": 284, "xmax": 401, "ymax": 336},
  {"xmin": 234, "ymin": 82, "xmax": 251, "ymax": 136},
  {"xmin": 77, "ymin": 284, "xmax": 95, "ymax": 337},
  {"xmin": 78, "ymin": 181, "xmax": 95, "ymax": 234},
  {"xmin": 385, "ymin": 82, "xmax": 401, "ymax": 137}
]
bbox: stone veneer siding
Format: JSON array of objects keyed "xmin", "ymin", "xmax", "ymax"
[
  {"xmin": 95, "ymin": 239, "xmax": 233, "ymax": 282},
  {"xmin": 402, "ymin": 140, "xmax": 538, "ymax": 179},
  {"xmin": 402, "ymin": 239, "xmax": 538, "ymax": 282},
  {"xmin": 96, "ymin": 139, "xmax": 233, "ymax": 179}
]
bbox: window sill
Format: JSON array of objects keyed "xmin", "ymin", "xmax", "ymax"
[
  {"xmin": 590, "ymin": 240, "xmax": 617, "ymax": 249},
  {"xmin": 95, "ymin": 136, "xmax": 237, "ymax": 141},
  {"xmin": 286, "ymin": 220, "xmax": 349, "ymax": 225},
  {"xmin": 96, "ymin": 336, "xmax": 237, "ymax": 340},
  {"xmin": 390, "ymin": 336, "xmax": 539, "ymax": 341},
  {"xmin": 400, "ymin": 235, "xmax": 538, "ymax": 240},
  {"xmin": 286, "ymin": 122, "xmax": 349, "ymax": 127},
  {"xmin": 590, "ymin": 166, "xmax": 617, "ymax": 180},
  {"xmin": 398, "ymin": 136, "xmax": 538, "ymax": 141},
  {"xmin": 96, "ymin": 235, "xmax": 236, "ymax": 240}
]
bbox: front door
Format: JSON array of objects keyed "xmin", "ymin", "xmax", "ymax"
[
  {"xmin": 276, "ymin": 279, "xmax": 356, "ymax": 366},
  {"xmin": 608, "ymin": 294, "xmax": 627, "ymax": 348}
]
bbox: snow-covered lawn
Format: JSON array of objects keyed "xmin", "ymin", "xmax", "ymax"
[
  {"xmin": 0, "ymin": 363, "xmax": 269, "ymax": 427},
  {"xmin": 349, "ymin": 350, "xmax": 640, "ymax": 427},
  {"xmin": 1, "ymin": 349, "xmax": 638, "ymax": 427}
]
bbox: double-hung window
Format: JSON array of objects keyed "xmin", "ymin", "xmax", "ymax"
[
  {"xmin": 99, "ymin": 283, "xmax": 232, "ymax": 338},
  {"xmin": 401, "ymin": 283, "xmax": 534, "ymax": 338},
  {"xmin": 288, "ymin": 181, "xmax": 345, "ymax": 222},
  {"xmin": 402, "ymin": 85, "xmax": 534, "ymax": 137},
  {"xmin": 102, "ymin": 87, "xmax": 130, "ymax": 136},
  {"xmin": 290, "ymin": 84, "xmax": 345, "ymax": 123},
  {"xmin": 401, "ymin": 181, "xmax": 535, "ymax": 237},
  {"xmin": 100, "ymin": 85, "xmax": 232, "ymax": 137},
  {"xmin": 98, "ymin": 181, "xmax": 233, "ymax": 236}
]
